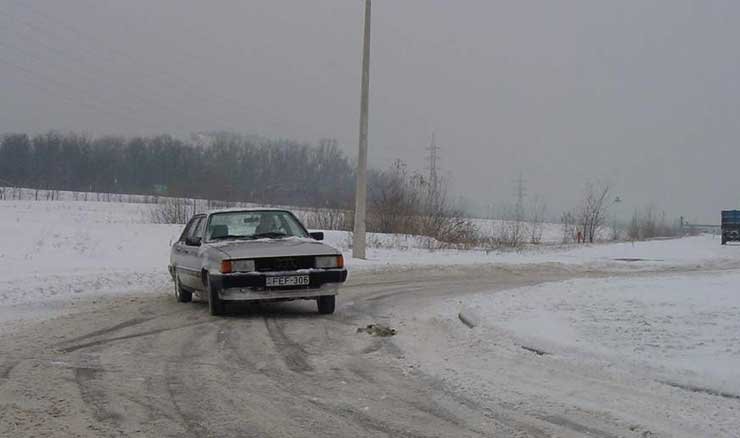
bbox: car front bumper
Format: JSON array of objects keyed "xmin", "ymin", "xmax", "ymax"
[
  {"xmin": 219, "ymin": 284, "xmax": 340, "ymax": 301},
  {"xmin": 210, "ymin": 269, "xmax": 347, "ymax": 301}
]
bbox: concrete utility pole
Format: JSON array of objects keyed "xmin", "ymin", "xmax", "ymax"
[{"xmin": 353, "ymin": 0, "xmax": 371, "ymax": 259}]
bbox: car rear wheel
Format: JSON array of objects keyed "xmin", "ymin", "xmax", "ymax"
[
  {"xmin": 174, "ymin": 274, "xmax": 192, "ymax": 303},
  {"xmin": 207, "ymin": 276, "xmax": 225, "ymax": 316},
  {"xmin": 317, "ymin": 295, "xmax": 335, "ymax": 314}
]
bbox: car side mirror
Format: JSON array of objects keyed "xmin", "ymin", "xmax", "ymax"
[
  {"xmin": 185, "ymin": 236, "xmax": 202, "ymax": 246},
  {"xmin": 309, "ymin": 231, "xmax": 324, "ymax": 241}
]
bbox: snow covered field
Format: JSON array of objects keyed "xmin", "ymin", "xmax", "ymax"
[
  {"xmin": 1, "ymin": 199, "xmax": 739, "ymax": 322},
  {"xmin": 0, "ymin": 201, "xmax": 181, "ymax": 324},
  {"xmin": 324, "ymin": 231, "xmax": 740, "ymax": 273}
]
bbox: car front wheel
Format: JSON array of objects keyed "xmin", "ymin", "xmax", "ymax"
[
  {"xmin": 317, "ymin": 295, "xmax": 335, "ymax": 314},
  {"xmin": 174, "ymin": 274, "xmax": 192, "ymax": 303},
  {"xmin": 207, "ymin": 275, "xmax": 225, "ymax": 316}
]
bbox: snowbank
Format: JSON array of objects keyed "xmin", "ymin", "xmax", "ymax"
[
  {"xmin": 459, "ymin": 271, "xmax": 740, "ymax": 396},
  {"xmin": 324, "ymin": 230, "xmax": 740, "ymax": 273}
]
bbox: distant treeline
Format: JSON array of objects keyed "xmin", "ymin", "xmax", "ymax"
[{"xmin": 0, "ymin": 132, "xmax": 355, "ymax": 208}]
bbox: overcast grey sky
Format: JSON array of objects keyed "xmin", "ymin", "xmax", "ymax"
[{"xmin": 1, "ymin": 0, "xmax": 738, "ymax": 223}]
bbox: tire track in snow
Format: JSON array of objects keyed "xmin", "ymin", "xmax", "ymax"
[{"xmin": 263, "ymin": 316, "xmax": 313, "ymax": 373}]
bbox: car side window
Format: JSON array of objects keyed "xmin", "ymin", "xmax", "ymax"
[
  {"xmin": 192, "ymin": 216, "xmax": 207, "ymax": 240},
  {"xmin": 186, "ymin": 217, "xmax": 203, "ymax": 242},
  {"xmin": 179, "ymin": 217, "xmax": 199, "ymax": 242}
]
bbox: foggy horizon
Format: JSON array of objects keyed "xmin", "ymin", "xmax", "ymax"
[{"xmin": 2, "ymin": 0, "xmax": 739, "ymax": 223}]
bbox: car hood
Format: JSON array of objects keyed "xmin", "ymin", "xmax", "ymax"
[{"xmin": 207, "ymin": 237, "xmax": 340, "ymax": 259}]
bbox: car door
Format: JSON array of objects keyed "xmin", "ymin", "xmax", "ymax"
[
  {"xmin": 182, "ymin": 215, "xmax": 208, "ymax": 290},
  {"xmin": 172, "ymin": 216, "xmax": 198, "ymax": 282},
  {"xmin": 177, "ymin": 215, "xmax": 205, "ymax": 289}
]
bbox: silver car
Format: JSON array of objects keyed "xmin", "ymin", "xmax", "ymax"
[{"xmin": 168, "ymin": 209, "xmax": 347, "ymax": 315}]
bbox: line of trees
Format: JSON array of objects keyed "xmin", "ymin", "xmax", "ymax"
[
  {"xmin": 0, "ymin": 131, "xmax": 478, "ymax": 246},
  {"xmin": 3, "ymin": 132, "xmax": 685, "ymax": 246},
  {"xmin": 627, "ymin": 205, "xmax": 682, "ymax": 241},
  {"xmin": 0, "ymin": 132, "xmax": 355, "ymax": 208}
]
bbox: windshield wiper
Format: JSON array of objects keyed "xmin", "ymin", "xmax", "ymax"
[
  {"xmin": 252, "ymin": 232, "xmax": 289, "ymax": 239},
  {"xmin": 211, "ymin": 234, "xmax": 255, "ymax": 241}
]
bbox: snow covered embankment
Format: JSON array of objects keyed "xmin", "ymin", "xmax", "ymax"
[
  {"xmin": 0, "ymin": 201, "xmax": 181, "ymax": 324},
  {"xmin": 462, "ymin": 272, "xmax": 740, "ymax": 395},
  {"xmin": 393, "ymin": 270, "xmax": 740, "ymax": 437}
]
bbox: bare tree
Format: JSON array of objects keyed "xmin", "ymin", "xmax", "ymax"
[
  {"xmin": 578, "ymin": 181, "xmax": 611, "ymax": 243},
  {"xmin": 609, "ymin": 216, "xmax": 621, "ymax": 241},
  {"xmin": 367, "ymin": 159, "xmax": 478, "ymax": 247},
  {"xmin": 149, "ymin": 198, "xmax": 200, "ymax": 224},
  {"xmin": 528, "ymin": 194, "xmax": 547, "ymax": 244},
  {"xmin": 511, "ymin": 172, "xmax": 528, "ymax": 244},
  {"xmin": 368, "ymin": 160, "xmax": 422, "ymax": 234},
  {"xmin": 303, "ymin": 208, "xmax": 353, "ymax": 231},
  {"xmin": 490, "ymin": 174, "xmax": 530, "ymax": 248},
  {"xmin": 628, "ymin": 209, "xmax": 641, "ymax": 241},
  {"xmin": 561, "ymin": 211, "xmax": 577, "ymax": 244},
  {"xmin": 627, "ymin": 204, "xmax": 680, "ymax": 240},
  {"xmin": 489, "ymin": 203, "xmax": 527, "ymax": 248}
]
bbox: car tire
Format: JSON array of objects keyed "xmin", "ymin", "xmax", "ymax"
[
  {"xmin": 207, "ymin": 276, "xmax": 225, "ymax": 316},
  {"xmin": 317, "ymin": 295, "xmax": 335, "ymax": 314},
  {"xmin": 722, "ymin": 238, "xmax": 727, "ymax": 245},
  {"xmin": 174, "ymin": 274, "xmax": 192, "ymax": 303}
]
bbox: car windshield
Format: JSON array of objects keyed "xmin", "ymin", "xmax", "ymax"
[{"xmin": 205, "ymin": 210, "xmax": 309, "ymax": 242}]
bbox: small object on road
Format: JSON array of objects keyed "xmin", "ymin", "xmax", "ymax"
[
  {"xmin": 521, "ymin": 345, "xmax": 549, "ymax": 356},
  {"xmin": 357, "ymin": 324, "xmax": 396, "ymax": 337},
  {"xmin": 458, "ymin": 311, "xmax": 477, "ymax": 329}
]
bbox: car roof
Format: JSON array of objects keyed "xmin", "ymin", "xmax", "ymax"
[{"xmin": 205, "ymin": 207, "xmax": 294, "ymax": 216}]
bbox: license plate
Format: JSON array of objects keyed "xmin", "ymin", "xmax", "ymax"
[{"xmin": 265, "ymin": 275, "xmax": 310, "ymax": 288}]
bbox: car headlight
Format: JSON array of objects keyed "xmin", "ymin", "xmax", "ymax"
[
  {"xmin": 231, "ymin": 259, "xmax": 256, "ymax": 273},
  {"xmin": 315, "ymin": 255, "xmax": 344, "ymax": 269}
]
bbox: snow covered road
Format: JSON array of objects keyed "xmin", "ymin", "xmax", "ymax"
[
  {"xmin": 3, "ymin": 266, "xmax": 739, "ymax": 437},
  {"xmin": 400, "ymin": 268, "xmax": 740, "ymax": 437},
  {"xmin": 2, "ymin": 200, "xmax": 740, "ymax": 437},
  {"xmin": 0, "ymin": 267, "xmax": 594, "ymax": 438}
]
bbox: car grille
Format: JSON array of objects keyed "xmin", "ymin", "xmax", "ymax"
[{"xmin": 254, "ymin": 256, "xmax": 314, "ymax": 272}]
